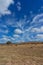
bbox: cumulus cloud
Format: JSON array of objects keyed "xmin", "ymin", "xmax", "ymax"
[
  {"xmin": 2, "ymin": 37, "xmax": 10, "ymax": 41},
  {"xmin": 0, "ymin": 0, "xmax": 14, "ymax": 16},
  {"xmin": 13, "ymin": 34, "xmax": 20, "ymax": 38},
  {"xmin": 0, "ymin": 35, "xmax": 15, "ymax": 43},
  {"xmin": 14, "ymin": 29, "xmax": 24, "ymax": 34},
  {"xmin": 0, "ymin": 35, "xmax": 10, "ymax": 43},
  {"xmin": 31, "ymin": 26, "xmax": 43, "ymax": 33},
  {"xmin": 36, "ymin": 34, "xmax": 43, "ymax": 38}
]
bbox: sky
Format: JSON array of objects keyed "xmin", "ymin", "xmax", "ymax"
[{"xmin": 0, "ymin": 0, "xmax": 43, "ymax": 43}]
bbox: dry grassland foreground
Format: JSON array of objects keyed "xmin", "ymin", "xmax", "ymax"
[{"xmin": 0, "ymin": 43, "xmax": 43, "ymax": 65}]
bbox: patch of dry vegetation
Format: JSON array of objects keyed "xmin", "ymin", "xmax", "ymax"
[{"xmin": 0, "ymin": 42, "xmax": 43, "ymax": 65}]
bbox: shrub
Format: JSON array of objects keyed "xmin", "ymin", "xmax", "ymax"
[{"xmin": 6, "ymin": 41, "xmax": 12, "ymax": 45}]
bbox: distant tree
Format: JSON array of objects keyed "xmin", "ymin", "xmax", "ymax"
[{"xmin": 6, "ymin": 41, "xmax": 12, "ymax": 45}]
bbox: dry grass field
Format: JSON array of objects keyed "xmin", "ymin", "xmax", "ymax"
[{"xmin": 0, "ymin": 42, "xmax": 43, "ymax": 65}]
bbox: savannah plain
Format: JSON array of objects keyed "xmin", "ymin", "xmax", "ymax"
[{"xmin": 0, "ymin": 42, "xmax": 43, "ymax": 65}]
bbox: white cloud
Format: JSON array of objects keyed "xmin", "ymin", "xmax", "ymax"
[
  {"xmin": 0, "ymin": 0, "xmax": 14, "ymax": 16},
  {"xmin": 36, "ymin": 34, "xmax": 43, "ymax": 38},
  {"xmin": 0, "ymin": 13, "xmax": 43, "ymax": 43},
  {"xmin": 31, "ymin": 13, "xmax": 43, "ymax": 24},
  {"xmin": 10, "ymin": 37, "xmax": 15, "ymax": 41},
  {"xmin": 14, "ymin": 29, "xmax": 24, "ymax": 34},
  {"xmin": 6, "ymin": 18, "xmax": 18, "ymax": 27},
  {"xmin": 2, "ymin": 37, "xmax": 10, "ymax": 41},
  {"xmin": 6, "ymin": 19, "xmax": 14, "ymax": 26},
  {"xmin": 6, "ymin": 16, "xmax": 27, "ymax": 30},
  {"xmin": 0, "ymin": 24, "xmax": 7, "ymax": 28},
  {"xmin": 0, "ymin": 35, "xmax": 11, "ymax": 43},
  {"xmin": 16, "ymin": 2, "xmax": 21, "ymax": 11},
  {"xmin": 16, "ymin": 18, "xmax": 27, "ymax": 30},
  {"xmin": 31, "ymin": 26, "xmax": 43, "ymax": 33},
  {"xmin": 17, "ymin": 2, "xmax": 21, "ymax": 6},
  {"xmin": 0, "ymin": 29, "xmax": 9, "ymax": 34},
  {"xmin": 1, "ymin": 35, "xmax": 15, "ymax": 43},
  {"xmin": 17, "ymin": 6, "xmax": 21, "ymax": 11},
  {"xmin": 13, "ymin": 34, "xmax": 20, "ymax": 38}
]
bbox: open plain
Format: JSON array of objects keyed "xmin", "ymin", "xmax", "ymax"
[{"xmin": 0, "ymin": 42, "xmax": 43, "ymax": 65}]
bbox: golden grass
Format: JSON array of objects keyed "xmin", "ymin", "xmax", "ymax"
[{"xmin": 0, "ymin": 43, "xmax": 43, "ymax": 65}]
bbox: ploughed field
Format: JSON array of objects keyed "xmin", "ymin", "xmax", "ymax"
[{"xmin": 0, "ymin": 42, "xmax": 43, "ymax": 65}]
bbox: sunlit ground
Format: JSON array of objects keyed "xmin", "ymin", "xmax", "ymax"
[{"xmin": 0, "ymin": 42, "xmax": 43, "ymax": 65}]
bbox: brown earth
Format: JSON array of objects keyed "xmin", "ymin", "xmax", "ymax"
[{"xmin": 0, "ymin": 42, "xmax": 43, "ymax": 65}]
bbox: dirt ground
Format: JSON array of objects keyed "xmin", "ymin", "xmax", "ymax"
[{"xmin": 0, "ymin": 43, "xmax": 43, "ymax": 65}]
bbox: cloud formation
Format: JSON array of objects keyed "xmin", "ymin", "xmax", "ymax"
[
  {"xmin": 0, "ymin": 13, "xmax": 43, "ymax": 43},
  {"xmin": 31, "ymin": 13, "xmax": 43, "ymax": 24},
  {"xmin": 13, "ymin": 34, "xmax": 20, "ymax": 38},
  {"xmin": 36, "ymin": 34, "xmax": 43, "ymax": 38},
  {"xmin": 16, "ymin": 2, "xmax": 21, "ymax": 11},
  {"xmin": 0, "ymin": 0, "xmax": 14, "ymax": 16},
  {"xmin": 31, "ymin": 26, "xmax": 43, "ymax": 33},
  {"xmin": 14, "ymin": 29, "xmax": 23, "ymax": 34},
  {"xmin": 0, "ymin": 29, "xmax": 9, "ymax": 34}
]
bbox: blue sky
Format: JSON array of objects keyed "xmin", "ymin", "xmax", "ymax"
[{"xmin": 0, "ymin": 0, "xmax": 43, "ymax": 43}]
